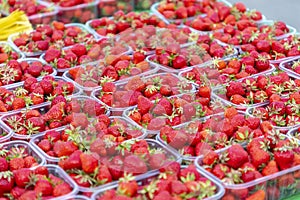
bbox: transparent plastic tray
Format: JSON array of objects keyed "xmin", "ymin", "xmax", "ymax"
[
  {"xmin": 194, "ymin": 135, "xmax": 300, "ymax": 200},
  {"xmin": 123, "ymin": 93, "xmax": 228, "ymax": 136},
  {"xmin": 0, "ymin": 76, "xmax": 82, "ymax": 116},
  {"xmin": 178, "ymin": 56, "xmax": 274, "ymax": 88},
  {"xmin": 41, "ymin": 164, "xmax": 79, "ymax": 200},
  {"xmin": 65, "ymin": 139, "xmax": 181, "ymax": 193},
  {"xmin": 279, "ymin": 55, "xmax": 300, "ymax": 79},
  {"xmin": 0, "ymin": 140, "xmax": 46, "ymax": 167},
  {"xmin": 40, "ymin": 41, "xmax": 132, "ymax": 74},
  {"xmin": 91, "ymin": 165, "xmax": 225, "ymax": 200},
  {"xmin": 211, "ymin": 66, "xmax": 284, "ymax": 111},
  {"xmin": 0, "ymin": 41, "xmax": 24, "ymax": 62},
  {"xmin": 246, "ymin": 105, "xmax": 300, "ymax": 134},
  {"xmin": 0, "ymin": 95, "xmax": 110, "ymax": 140},
  {"xmin": 91, "ymin": 73, "xmax": 196, "ymax": 115},
  {"xmin": 115, "ymin": 26, "xmax": 196, "ymax": 54},
  {"xmin": 0, "ymin": 58, "xmax": 57, "ymax": 88},
  {"xmin": 63, "ymin": 57, "xmax": 159, "ymax": 95},
  {"xmin": 8, "ymin": 23, "xmax": 94, "ymax": 57},
  {"xmin": 56, "ymin": 0, "xmax": 100, "ymax": 23},
  {"xmin": 30, "ymin": 116, "xmax": 147, "ymax": 163},
  {"xmin": 156, "ymin": 110, "xmax": 257, "ymax": 162}
]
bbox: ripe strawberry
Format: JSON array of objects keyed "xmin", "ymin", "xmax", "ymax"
[
  {"xmin": 172, "ymin": 55, "xmax": 187, "ymax": 69},
  {"xmin": 226, "ymin": 82, "xmax": 245, "ymax": 97},
  {"xmin": 34, "ymin": 180, "xmax": 53, "ymax": 196},
  {"xmin": 226, "ymin": 144, "xmax": 249, "ymax": 169},
  {"xmin": 53, "ymin": 182, "xmax": 72, "ymax": 197},
  {"xmin": 71, "ymin": 44, "xmax": 87, "ymax": 57},
  {"xmin": 14, "ymin": 168, "xmax": 32, "ymax": 188},
  {"xmin": 44, "ymin": 49, "xmax": 61, "ymax": 63},
  {"xmin": 43, "ymin": 102, "xmax": 65, "ymax": 121},
  {"xmin": 123, "ymin": 155, "xmax": 147, "ymax": 175},
  {"xmin": 80, "ymin": 153, "xmax": 99, "ymax": 173},
  {"xmin": 255, "ymin": 55, "xmax": 270, "ymax": 71},
  {"xmin": 12, "ymin": 98, "xmax": 26, "ymax": 110}
]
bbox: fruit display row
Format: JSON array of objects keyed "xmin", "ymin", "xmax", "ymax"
[{"xmin": 0, "ymin": 0, "xmax": 300, "ymax": 199}]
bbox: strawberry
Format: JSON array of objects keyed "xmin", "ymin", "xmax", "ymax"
[
  {"xmin": 255, "ymin": 55, "xmax": 270, "ymax": 71},
  {"xmin": 226, "ymin": 144, "xmax": 249, "ymax": 169},
  {"xmin": 43, "ymin": 102, "xmax": 65, "ymax": 122},
  {"xmin": 80, "ymin": 153, "xmax": 99, "ymax": 174},
  {"xmin": 53, "ymin": 182, "xmax": 72, "ymax": 197},
  {"xmin": 226, "ymin": 82, "xmax": 245, "ymax": 97},
  {"xmin": 34, "ymin": 180, "xmax": 53, "ymax": 196},
  {"xmin": 123, "ymin": 155, "xmax": 147, "ymax": 175}
]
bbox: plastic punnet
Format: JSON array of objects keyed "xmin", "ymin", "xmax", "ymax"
[
  {"xmin": 30, "ymin": 116, "xmax": 147, "ymax": 163},
  {"xmin": 91, "ymin": 165, "xmax": 225, "ymax": 200},
  {"xmin": 0, "ymin": 76, "xmax": 82, "ymax": 116},
  {"xmin": 91, "ymin": 73, "xmax": 196, "ymax": 115}
]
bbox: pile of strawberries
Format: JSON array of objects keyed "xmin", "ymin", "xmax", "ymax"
[
  {"xmin": 0, "ymin": 59, "xmax": 54, "ymax": 87},
  {"xmin": 66, "ymin": 53, "xmax": 152, "ymax": 89},
  {"xmin": 216, "ymin": 71, "xmax": 300, "ymax": 107},
  {"xmin": 43, "ymin": 40, "xmax": 128, "ymax": 71},
  {"xmin": 200, "ymin": 128, "xmax": 300, "ymax": 199},
  {"xmin": 95, "ymin": 163, "xmax": 219, "ymax": 200},
  {"xmin": 0, "ymin": 75, "xmax": 75, "ymax": 112},
  {"xmin": 0, "ymin": 142, "xmax": 75, "ymax": 198},
  {"xmin": 117, "ymin": 25, "xmax": 194, "ymax": 54},
  {"xmin": 159, "ymin": 107, "xmax": 264, "ymax": 158},
  {"xmin": 33, "ymin": 116, "xmax": 145, "ymax": 160},
  {"xmin": 12, "ymin": 21, "xmax": 94, "ymax": 55},
  {"xmin": 127, "ymin": 92, "xmax": 225, "ymax": 131},
  {"xmin": 3, "ymin": 97, "xmax": 108, "ymax": 137},
  {"xmin": 94, "ymin": 73, "xmax": 194, "ymax": 109},
  {"xmin": 280, "ymin": 57, "xmax": 300, "ymax": 76},
  {"xmin": 249, "ymin": 91, "xmax": 300, "ymax": 128},
  {"xmin": 88, "ymin": 11, "xmax": 165, "ymax": 37},
  {"xmin": 57, "ymin": 139, "xmax": 178, "ymax": 190}
]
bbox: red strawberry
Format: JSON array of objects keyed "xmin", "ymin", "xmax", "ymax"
[
  {"xmin": 71, "ymin": 44, "xmax": 87, "ymax": 57},
  {"xmin": 80, "ymin": 153, "xmax": 99, "ymax": 173},
  {"xmin": 34, "ymin": 180, "xmax": 53, "ymax": 196},
  {"xmin": 14, "ymin": 168, "xmax": 32, "ymax": 188},
  {"xmin": 226, "ymin": 144, "xmax": 249, "ymax": 169},
  {"xmin": 226, "ymin": 82, "xmax": 245, "ymax": 97},
  {"xmin": 123, "ymin": 155, "xmax": 147, "ymax": 175},
  {"xmin": 172, "ymin": 55, "xmax": 187, "ymax": 69},
  {"xmin": 44, "ymin": 49, "xmax": 61, "ymax": 63},
  {"xmin": 255, "ymin": 55, "xmax": 270, "ymax": 71},
  {"xmin": 53, "ymin": 182, "xmax": 72, "ymax": 197}
]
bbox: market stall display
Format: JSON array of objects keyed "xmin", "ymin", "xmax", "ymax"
[{"xmin": 0, "ymin": 0, "xmax": 299, "ymax": 199}]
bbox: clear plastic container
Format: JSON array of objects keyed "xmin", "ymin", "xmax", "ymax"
[
  {"xmin": 0, "ymin": 76, "xmax": 82, "ymax": 116},
  {"xmin": 178, "ymin": 56, "xmax": 274, "ymax": 88},
  {"xmin": 156, "ymin": 110, "xmax": 257, "ymax": 163},
  {"xmin": 8, "ymin": 23, "xmax": 94, "ymax": 57},
  {"xmin": 0, "ymin": 95, "xmax": 110, "ymax": 140},
  {"xmin": 91, "ymin": 165, "xmax": 225, "ymax": 200},
  {"xmin": 194, "ymin": 135, "xmax": 300, "ymax": 200},
  {"xmin": 64, "ymin": 139, "xmax": 181, "ymax": 193},
  {"xmin": 41, "ymin": 164, "xmax": 79, "ymax": 199},
  {"xmin": 279, "ymin": 56, "xmax": 300, "ymax": 79},
  {"xmin": 55, "ymin": 0, "xmax": 100, "ymax": 23},
  {"xmin": 0, "ymin": 41, "xmax": 24, "ymax": 63},
  {"xmin": 115, "ymin": 26, "xmax": 196, "ymax": 55},
  {"xmin": 258, "ymin": 20, "xmax": 297, "ymax": 40},
  {"xmin": 0, "ymin": 58, "xmax": 57, "ymax": 88},
  {"xmin": 30, "ymin": 116, "xmax": 147, "ymax": 163},
  {"xmin": 246, "ymin": 105, "xmax": 300, "ymax": 134},
  {"xmin": 0, "ymin": 125, "xmax": 13, "ymax": 143},
  {"xmin": 40, "ymin": 40, "xmax": 132, "ymax": 75},
  {"xmin": 62, "ymin": 56, "xmax": 159, "ymax": 95},
  {"xmin": 123, "ymin": 92, "xmax": 229, "ymax": 136},
  {"xmin": 0, "ymin": 140, "xmax": 46, "ymax": 167},
  {"xmin": 91, "ymin": 73, "xmax": 196, "ymax": 116}
]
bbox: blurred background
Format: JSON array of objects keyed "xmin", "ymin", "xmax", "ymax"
[{"xmin": 228, "ymin": 0, "xmax": 300, "ymax": 30}]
